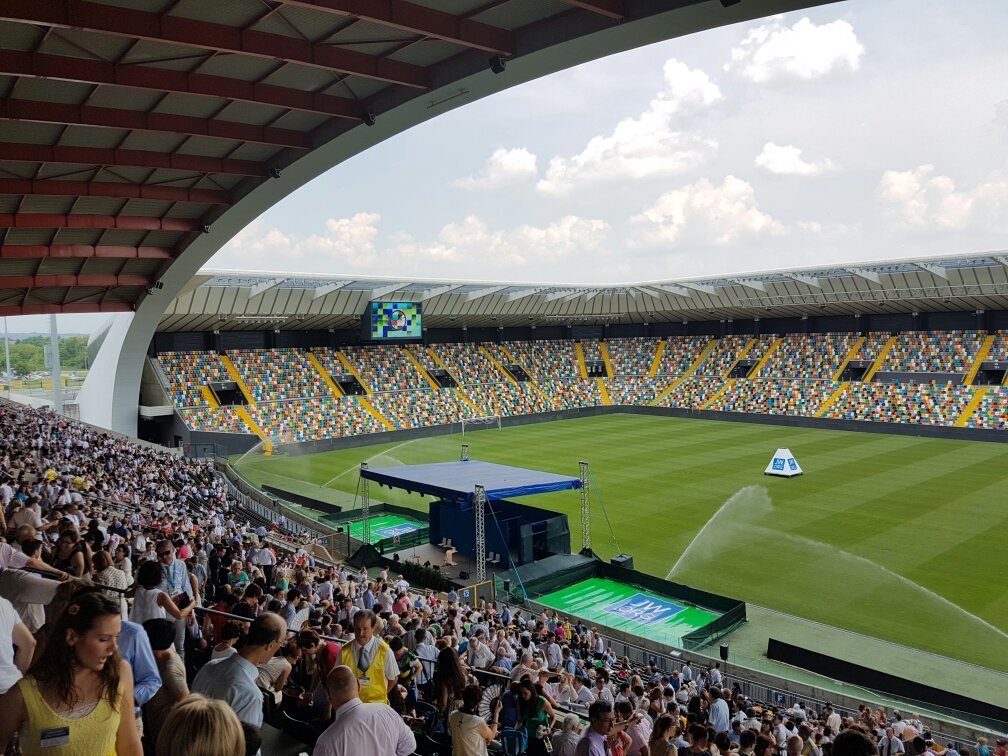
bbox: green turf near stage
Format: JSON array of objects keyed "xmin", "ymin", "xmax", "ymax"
[
  {"xmin": 323, "ymin": 514, "xmax": 424, "ymax": 544},
  {"xmin": 537, "ymin": 578, "xmax": 719, "ymax": 646},
  {"xmin": 234, "ymin": 414, "xmax": 1008, "ymax": 671}
]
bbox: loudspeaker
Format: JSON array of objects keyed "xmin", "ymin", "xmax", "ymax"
[
  {"xmin": 459, "ymin": 570, "xmax": 470, "ymax": 580},
  {"xmin": 503, "ymin": 579, "xmax": 512, "ymax": 594},
  {"xmin": 489, "ymin": 55, "xmax": 507, "ymax": 74},
  {"xmin": 719, "ymin": 643, "xmax": 729, "ymax": 661}
]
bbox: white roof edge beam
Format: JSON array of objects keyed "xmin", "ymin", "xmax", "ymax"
[
  {"xmin": 846, "ymin": 268, "xmax": 880, "ymax": 284},
  {"xmin": 562, "ymin": 290, "xmax": 590, "ymax": 302},
  {"xmin": 915, "ymin": 263, "xmax": 949, "ymax": 280},
  {"xmin": 733, "ymin": 278, "xmax": 766, "ymax": 292},
  {"xmin": 677, "ymin": 281, "xmax": 716, "ymax": 295},
  {"xmin": 421, "ymin": 284, "xmax": 463, "ymax": 300},
  {"xmin": 465, "ymin": 285, "xmax": 508, "ymax": 301},
  {"xmin": 507, "ymin": 288, "xmax": 546, "ymax": 302},
  {"xmin": 632, "ymin": 287, "xmax": 662, "ymax": 299},
  {"xmin": 545, "ymin": 290, "xmax": 574, "ymax": 302},
  {"xmin": 992, "ymin": 254, "xmax": 1008, "ymax": 268},
  {"xmin": 248, "ymin": 277, "xmax": 284, "ymax": 297},
  {"xmin": 786, "ymin": 273, "xmax": 821, "ymax": 288},
  {"xmin": 584, "ymin": 290, "xmax": 599, "ymax": 301},
  {"xmin": 312, "ymin": 282, "xmax": 350, "ymax": 299},
  {"xmin": 656, "ymin": 284, "xmax": 691, "ymax": 297},
  {"xmin": 370, "ymin": 282, "xmax": 411, "ymax": 299}
]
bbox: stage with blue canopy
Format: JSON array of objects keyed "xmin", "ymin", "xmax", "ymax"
[{"xmin": 359, "ymin": 460, "xmax": 581, "ymax": 503}]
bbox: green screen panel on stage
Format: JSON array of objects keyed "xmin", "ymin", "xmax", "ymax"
[{"xmin": 537, "ymin": 578, "xmax": 720, "ymax": 647}]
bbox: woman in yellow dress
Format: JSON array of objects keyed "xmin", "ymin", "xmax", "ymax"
[{"xmin": 0, "ymin": 591, "xmax": 142, "ymax": 756}]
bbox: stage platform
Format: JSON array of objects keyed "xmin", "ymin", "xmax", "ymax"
[{"xmin": 386, "ymin": 542, "xmax": 512, "ymax": 588}]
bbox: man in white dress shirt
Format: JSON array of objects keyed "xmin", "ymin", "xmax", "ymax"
[{"xmin": 314, "ymin": 665, "xmax": 416, "ymax": 756}]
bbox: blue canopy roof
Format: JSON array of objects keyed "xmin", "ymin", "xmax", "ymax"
[{"xmin": 360, "ymin": 460, "xmax": 581, "ymax": 502}]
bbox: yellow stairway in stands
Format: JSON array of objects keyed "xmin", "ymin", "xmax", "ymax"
[
  {"xmin": 815, "ymin": 382, "xmax": 850, "ymax": 417},
  {"xmin": 334, "ymin": 350, "xmax": 373, "ymax": 395},
  {"xmin": 648, "ymin": 339, "xmax": 667, "ymax": 378},
  {"xmin": 863, "ymin": 335, "xmax": 897, "ymax": 382},
  {"xmin": 574, "ymin": 342, "xmax": 589, "ymax": 378},
  {"xmin": 480, "ymin": 346, "xmax": 516, "ymax": 383},
  {"xmin": 306, "ymin": 351, "xmax": 344, "ymax": 397},
  {"xmin": 596, "ymin": 378, "xmax": 611, "ymax": 405},
  {"xmin": 234, "ymin": 406, "xmax": 272, "ymax": 454},
  {"xmin": 651, "ymin": 337, "xmax": 718, "ymax": 406},
  {"xmin": 219, "ymin": 354, "xmax": 257, "ymax": 405},
  {"xmin": 453, "ymin": 387, "xmax": 482, "ymax": 416},
  {"xmin": 199, "ymin": 386, "xmax": 219, "ymax": 409},
  {"xmin": 703, "ymin": 379, "xmax": 734, "ymax": 409},
  {"xmin": 358, "ymin": 396, "xmax": 394, "ymax": 431},
  {"xmin": 750, "ymin": 337, "xmax": 784, "ymax": 378},
  {"xmin": 955, "ymin": 386, "xmax": 990, "ymax": 427},
  {"xmin": 403, "ymin": 347, "xmax": 441, "ymax": 390},
  {"xmin": 832, "ymin": 336, "xmax": 865, "ymax": 381},
  {"xmin": 964, "ymin": 335, "xmax": 995, "ymax": 385},
  {"xmin": 599, "ymin": 342, "xmax": 614, "ymax": 378},
  {"xmin": 727, "ymin": 337, "xmax": 757, "ymax": 378}
]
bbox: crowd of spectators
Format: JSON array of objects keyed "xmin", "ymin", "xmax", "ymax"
[{"xmin": 0, "ymin": 400, "xmax": 1004, "ymax": 756}]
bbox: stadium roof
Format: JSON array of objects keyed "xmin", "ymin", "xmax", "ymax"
[
  {"xmin": 0, "ymin": 0, "xmax": 833, "ymax": 318},
  {"xmin": 361, "ymin": 460, "xmax": 581, "ymax": 502},
  {"xmin": 156, "ymin": 251, "xmax": 1008, "ymax": 331}
]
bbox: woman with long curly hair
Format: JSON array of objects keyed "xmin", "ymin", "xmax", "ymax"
[
  {"xmin": 0, "ymin": 591, "xmax": 142, "ymax": 755},
  {"xmin": 434, "ymin": 645, "xmax": 468, "ymax": 721}
]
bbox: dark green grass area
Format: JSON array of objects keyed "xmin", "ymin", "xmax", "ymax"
[{"xmin": 234, "ymin": 414, "xmax": 1008, "ymax": 670}]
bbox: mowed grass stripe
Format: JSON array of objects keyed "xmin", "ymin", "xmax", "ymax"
[{"xmin": 235, "ymin": 414, "xmax": 1008, "ymax": 669}]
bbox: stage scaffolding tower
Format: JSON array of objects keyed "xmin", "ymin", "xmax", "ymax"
[
  {"xmin": 360, "ymin": 462, "xmax": 371, "ymax": 545},
  {"xmin": 579, "ymin": 460, "xmax": 590, "ymax": 552},
  {"xmin": 474, "ymin": 483, "xmax": 487, "ymax": 582}
]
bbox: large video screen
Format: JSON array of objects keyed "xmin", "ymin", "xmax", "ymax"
[{"xmin": 370, "ymin": 301, "xmax": 422, "ymax": 339}]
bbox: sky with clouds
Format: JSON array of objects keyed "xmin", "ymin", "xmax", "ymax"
[{"xmin": 14, "ymin": 0, "xmax": 1008, "ymax": 333}]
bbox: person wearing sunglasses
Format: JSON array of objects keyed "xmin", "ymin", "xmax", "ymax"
[{"xmin": 153, "ymin": 540, "xmax": 199, "ymax": 660}]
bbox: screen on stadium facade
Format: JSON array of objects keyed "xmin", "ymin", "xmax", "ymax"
[{"xmin": 369, "ymin": 301, "xmax": 422, "ymax": 339}]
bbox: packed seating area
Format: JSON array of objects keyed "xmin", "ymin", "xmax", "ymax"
[
  {"xmin": 430, "ymin": 343, "xmax": 504, "ymax": 385},
  {"xmin": 228, "ymin": 349, "xmax": 330, "ymax": 403},
  {"xmin": 758, "ymin": 334, "xmax": 860, "ymax": 380},
  {"xmin": 156, "ymin": 331, "xmax": 1008, "ymax": 439},
  {"xmin": 248, "ymin": 397, "xmax": 382, "ymax": 443},
  {"xmin": 882, "ymin": 331, "xmax": 986, "ymax": 373},
  {"xmin": 823, "ymin": 381, "xmax": 975, "ymax": 426},
  {"xmin": 711, "ymin": 379, "xmax": 841, "ymax": 416},
  {"xmin": 964, "ymin": 387, "xmax": 1008, "ymax": 430},
  {"xmin": 604, "ymin": 337, "xmax": 657, "ymax": 376},
  {"xmin": 656, "ymin": 336, "xmax": 712, "ymax": 376},
  {"xmin": 461, "ymin": 381, "xmax": 553, "ymax": 418},
  {"xmin": 333, "ymin": 345, "xmax": 429, "ymax": 392},
  {"xmin": 369, "ymin": 389, "xmax": 464, "ymax": 430},
  {"xmin": 158, "ymin": 351, "xmax": 232, "ymax": 408}
]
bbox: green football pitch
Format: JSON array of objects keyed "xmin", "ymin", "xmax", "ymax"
[{"xmin": 234, "ymin": 413, "xmax": 1008, "ymax": 670}]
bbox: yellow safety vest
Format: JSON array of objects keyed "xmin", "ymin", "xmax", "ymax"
[{"xmin": 341, "ymin": 639, "xmax": 393, "ymax": 704}]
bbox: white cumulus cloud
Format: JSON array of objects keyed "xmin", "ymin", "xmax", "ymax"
[
  {"xmin": 725, "ymin": 16, "xmax": 864, "ymax": 83},
  {"xmin": 755, "ymin": 142, "xmax": 838, "ymax": 175},
  {"xmin": 536, "ymin": 59, "xmax": 721, "ymax": 195},
  {"xmin": 876, "ymin": 165, "xmax": 1008, "ymax": 230},
  {"xmin": 455, "ymin": 147, "xmax": 538, "ymax": 190},
  {"xmin": 631, "ymin": 176, "xmax": 786, "ymax": 246}
]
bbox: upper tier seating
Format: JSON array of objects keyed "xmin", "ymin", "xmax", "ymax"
[
  {"xmin": 431, "ymin": 343, "xmax": 504, "ymax": 385},
  {"xmin": 508, "ymin": 340, "xmax": 581, "ymax": 379},
  {"xmin": 824, "ymin": 381, "xmax": 974, "ymax": 426},
  {"xmin": 851, "ymin": 332, "xmax": 892, "ymax": 363},
  {"xmin": 694, "ymin": 335, "xmax": 754, "ymax": 377},
  {"xmin": 605, "ymin": 337, "xmax": 659, "ymax": 376},
  {"xmin": 228, "ymin": 349, "xmax": 329, "ymax": 402},
  {"xmin": 985, "ymin": 331, "xmax": 1008, "ymax": 361},
  {"xmin": 656, "ymin": 336, "xmax": 712, "ymax": 377},
  {"xmin": 368, "ymin": 388, "xmax": 463, "ymax": 429},
  {"xmin": 331, "ymin": 345, "xmax": 429, "ymax": 392},
  {"xmin": 711, "ymin": 378, "xmax": 841, "ymax": 416},
  {"xmin": 881, "ymin": 330, "xmax": 985, "ymax": 373},
  {"xmin": 758, "ymin": 333, "xmax": 860, "ymax": 380},
  {"xmin": 158, "ymin": 351, "xmax": 230, "ymax": 407},
  {"xmin": 580, "ymin": 339, "xmax": 604, "ymax": 362}
]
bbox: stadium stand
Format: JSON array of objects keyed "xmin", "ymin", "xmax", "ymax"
[
  {"xmin": 461, "ymin": 380, "xmax": 553, "ymax": 417},
  {"xmin": 653, "ymin": 376, "xmax": 727, "ymax": 409},
  {"xmin": 986, "ymin": 331, "xmax": 1008, "ymax": 361},
  {"xmin": 579, "ymin": 339, "xmax": 604, "ymax": 363},
  {"xmin": 508, "ymin": 340, "xmax": 582, "ymax": 379},
  {"xmin": 430, "ymin": 343, "xmax": 504, "ymax": 385},
  {"xmin": 0, "ymin": 401, "xmax": 1000, "ymax": 756},
  {"xmin": 694, "ymin": 335, "xmax": 756, "ymax": 378},
  {"xmin": 605, "ymin": 375, "xmax": 674, "ymax": 405},
  {"xmin": 331, "ymin": 345, "xmax": 429, "ymax": 392},
  {"xmin": 158, "ymin": 351, "xmax": 231, "ymax": 408},
  {"xmin": 604, "ymin": 337, "xmax": 659, "ymax": 376},
  {"xmin": 178, "ymin": 406, "xmax": 253, "ymax": 435},
  {"xmin": 824, "ymin": 381, "xmax": 974, "ymax": 426},
  {"xmin": 656, "ymin": 336, "xmax": 713, "ymax": 376},
  {"xmin": 228, "ymin": 348, "xmax": 330, "ymax": 402},
  {"xmin": 964, "ymin": 387, "xmax": 1008, "ymax": 430},
  {"xmin": 758, "ymin": 334, "xmax": 860, "ymax": 380},
  {"xmin": 539, "ymin": 377, "xmax": 604, "ymax": 409},
  {"xmin": 711, "ymin": 378, "xmax": 842, "ymax": 416},
  {"xmin": 368, "ymin": 389, "xmax": 464, "ymax": 429},
  {"xmin": 248, "ymin": 397, "xmax": 381, "ymax": 443},
  {"xmin": 882, "ymin": 330, "xmax": 986, "ymax": 373}
]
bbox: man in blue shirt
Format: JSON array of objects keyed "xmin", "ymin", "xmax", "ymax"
[{"xmin": 576, "ymin": 701, "xmax": 614, "ymax": 756}]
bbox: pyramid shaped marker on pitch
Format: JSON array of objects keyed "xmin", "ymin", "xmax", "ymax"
[{"xmin": 764, "ymin": 448, "xmax": 802, "ymax": 477}]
